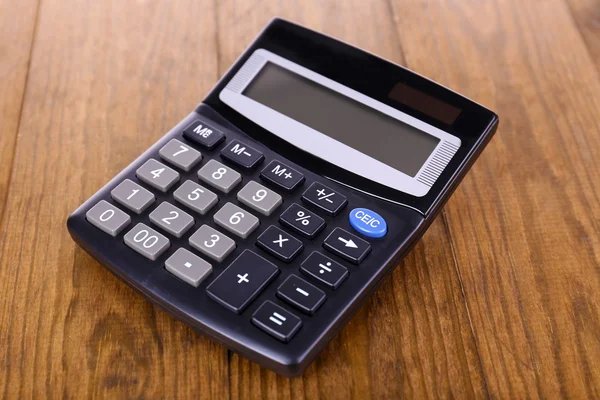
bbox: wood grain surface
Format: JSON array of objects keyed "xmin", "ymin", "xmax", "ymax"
[{"xmin": 0, "ymin": 0, "xmax": 599, "ymax": 398}]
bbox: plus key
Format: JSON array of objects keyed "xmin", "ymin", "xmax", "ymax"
[{"xmin": 206, "ymin": 250, "xmax": 279, "ymax": 314}]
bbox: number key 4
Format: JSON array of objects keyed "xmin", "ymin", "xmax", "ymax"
[{"xmin": 136, "ymin": 159, "xmax": 180, "ymax": 192}]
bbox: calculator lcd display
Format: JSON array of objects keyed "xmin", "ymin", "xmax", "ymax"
[{"xmin": 243, "ymin": 62, "xmax": 440, "ymax": 177}]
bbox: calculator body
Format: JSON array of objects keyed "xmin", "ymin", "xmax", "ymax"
[{"xmin": 68, "ymin": 19, "xmax": 498, "ymax": 376}]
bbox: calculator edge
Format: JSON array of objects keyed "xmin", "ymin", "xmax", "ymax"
[{"xmin": 66, "ymin": 107, "xmax": 430, "ymax": 377}]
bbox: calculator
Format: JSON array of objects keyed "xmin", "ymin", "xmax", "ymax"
[{"xmin": 67, "ymin": 19, "xmax": 498, "ymax": 376}]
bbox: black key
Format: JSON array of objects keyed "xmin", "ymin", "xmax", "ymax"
[
  {"xmin": 323, "ymin": 227, "xmax": 371, "ymax": 265},
  {"xmin": 206, "ymin": 250, "xmax": 279, "ymax": 314},
  {"xmin": 256, "ymin": 225, "xmax": 303, "ymax": 263},
  {"xmin": 260, "ymin": 160, "xmax": 305, "ymax": 192},
  {"xmin": 220, "ymin": 140, "xmax": 264, "ymax": 169},
  {"xmin": 277, "ymin": 275, "xmax": 326, "ymax": 315},
  {"xmin": 301, "ymin": 182, "xmax": 347, "ymax": 216},
  {"xmin": 279, "ymin": 203, "xmax": 325, "ymax": 239},
  {"xmin": 183, "ymin": 119, "xmax": 225, "ymax": 150},
  {"xmin": 300, "ymin": 251, "xmax": 348, "ymax": 289},
  {"xmin": 252, "ymin": 301, "xmax": 302, "ymax": 343}
]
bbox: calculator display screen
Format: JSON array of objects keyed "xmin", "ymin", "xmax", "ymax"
[{"xmin": 244, "ymin": 62, "xmax": 440, "ymax": 177}]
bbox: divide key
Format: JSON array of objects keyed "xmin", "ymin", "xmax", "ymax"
[{"xmin": 323, "ymin": 227, "xmax": 371, "ymax": 265}]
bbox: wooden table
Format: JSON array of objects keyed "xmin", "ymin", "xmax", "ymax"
[{"xmin": 1, "ymin": 0, "xmax": 599, "ymax": 398}]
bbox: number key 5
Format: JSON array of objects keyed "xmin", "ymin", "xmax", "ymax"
[{"xmin": 174, "ymin": 180, "xmax": 218, "ymax": 215}]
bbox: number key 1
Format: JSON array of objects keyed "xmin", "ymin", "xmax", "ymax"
[{"xmin": 111, "ymin": 179, "xmax": 155, "ymax": 214}]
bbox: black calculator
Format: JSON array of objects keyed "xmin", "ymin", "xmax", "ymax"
[{"xmin": 67, "ymin": 19, "xmax": 498, "ymax": 376}]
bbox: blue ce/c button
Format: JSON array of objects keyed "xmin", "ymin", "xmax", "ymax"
[{"xmin": 349, "ymin": 208, "xmax": 387, "ymax": 238}]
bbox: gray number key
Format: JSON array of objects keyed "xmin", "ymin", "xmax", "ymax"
[
  {"xmin": 165, "ymin": 248, "xmax": 212, "ymax": 287},
  {"xmin": 149, "ymin": 202, "xmax": 195, "ymax": 238},
  {"xmin": 124, "ymin": 223, "xmax": 170, "ymax": 260},
  {"xmin": 111, "ymin": 179, "xmax": 155, "ymax": 214},
  {"xmin": 86, "ymin": 200, "xmax": 131, "ymax": 236},
  {"xmin": 213, "ymin": 202, "xmax": 259, "ymax": 239},
  {"xmin": 136, "ymin": 159, "xmax": 179, "ymax": 192},
  {"xmin": 198, "ymin": 159, "xmax": 241, "ymax": 193},
  {"xmin": 173, "ymin": 180, "xmax": 218, "ymax": 215},
  {"xmin": 237, "ymin": 180, "xmax": 282, "ymax": 216},
  {"xmin": 159, "ymin": 139, "xmax": 202, "ymax": 171},
  {"xmin": 189, "ymin": 224, "xmax": 236, "ymax": 262}
]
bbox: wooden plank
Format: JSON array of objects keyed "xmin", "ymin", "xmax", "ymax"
[
  {"xmin": 565, "ymin": 0, "xmax": 600, "ymax": 70},
  {"xmin": 387, "ymin": 0, "xmax": 600, "ymax": 398},
  {"xmin": 0, "ymin": 0, "xmax": 38, "ymax": 224},
  {"xmin": 0, "ymin": 0, "xmax": 229, "ymax": 398},
  {"xmin": 216, "ymin": 3, "xmax": 487, "ymax": 398}
]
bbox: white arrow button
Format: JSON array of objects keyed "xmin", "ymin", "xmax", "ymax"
[{"xmin": 338, "ymin": 237, "xmax": 358, "ymax": 248}]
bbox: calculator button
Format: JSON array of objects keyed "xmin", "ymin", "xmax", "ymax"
[
  {"xmin": 252, "ymin": 301, "xmax": 302, "ymax": 343},
  {"xmin": 159, "ymin": 139, "xmax": 202, "ymax": 171},
  {"xmin": 213, "ymin": 202, "xmax": 260, "ymax": 239},
  {"xmin": 110, "ymin": 179, "xmax": 155, "ymax": 214},
  {"xmin": 276, "ymin": 275, "xmax": 326, "ymax": 315},
  {"xmin": 198, "ymin": 159, "xmax": 242, "ymax": 193},
  {"xmin": 300, "ymin": 251, "xmax": 348, "ymax": 289},
  {"xmin": 256, "ymin": 225, "xmax": 303, "ymax": 263},
  {"xmin": 301, "ymin": 182, "xmax": 347, "ymax": 216},
  {"xmin": 86, "ymin": 200, "xmax": 131, "ymax": 237},
  {"xmin": 349, "ymin": 208, "xmax": 387, "ymax": 238},
  {"xmin": 206, "ymin": 250, "xmax": 279, "ymax": 314},
  {"xmin": 189, "ymin": 224, "xmax": 236, "ymax": 262},
  {"xmin": 220, "ymin": 140, "xmax": 264, "ymax": 169},
  {"xmin": 279, "ymin": 203, "xmax": 325, "ymax": 239},
  {"xmin": 124, "ymin": 223, "xmax": 170, "ymax": 261},
  {"xmin": 165, "ymin": 248, "xmax": 212, "ymax": 287},
  {"xmin": 323, "ymin": 227, "xmax": 371, "ymax": 265},
  {"xmin": 136, "ymin": 159, "xmax": 180, "ymax": 192},
  {"xmin": 173, "ymin": 180, "xmax": 218, "ymax": 215},
  {"xmin": 149, "ymin": 202, "xmax": 195, "ymax": 238},
  {"xmin": 183, "ymin": 119, "xmax": 225, "ymax": 150},
  {"xmin": 260, "ymin": 160, "xmax": 305, "ymax": 192},
  {"xmin": 237, "ymin": 181, "xmax": 282, "ymax": 216}
]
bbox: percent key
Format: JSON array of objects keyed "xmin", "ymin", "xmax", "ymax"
[{"xmin": 279, "ymin": 203, "xmax": 326, "ymax": 239}]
